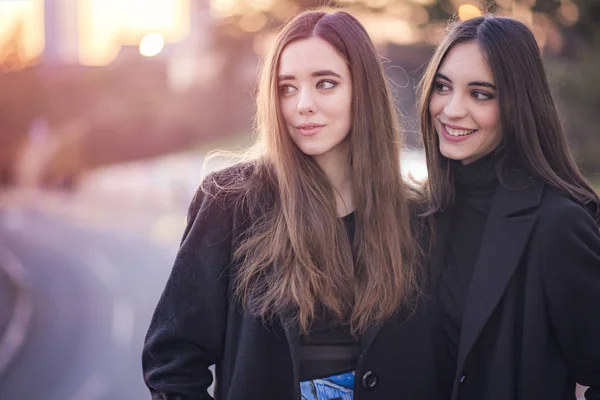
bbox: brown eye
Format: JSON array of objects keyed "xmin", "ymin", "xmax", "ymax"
[
  {"xmin": 279, "ymin": 84, "xmax": 297, "ymax": 95},
  {"xmin": 316, "ymin": 80, "xmax": 337, "ymax": 90},
  {"xmin": 472, "ymin": 90, "xmax": 493, "ymax": 100},
  {"xmin": 434, "ymin": 81, "xmax": 450, "ymax": 92}
]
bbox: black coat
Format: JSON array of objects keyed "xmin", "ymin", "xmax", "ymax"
[
  {"xmin": 432, "ymin": 172, "xmax": 600, "ymax": 400},
  {"xmin": 142, "ymin": 167, "xmax": 445, "ymax": 400}
]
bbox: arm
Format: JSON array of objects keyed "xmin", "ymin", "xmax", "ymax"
[
  {"xmin": 142, "ymin": 179, "xmax": 233, "ymax": 400},
  {"xmin": 541, "ymin": 202, "xmax": 600, "ymax": 400}
]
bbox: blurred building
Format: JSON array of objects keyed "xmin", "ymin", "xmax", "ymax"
[{"xmin": 1, "ymin": 1, "xmax": 227, "ymax": 188}]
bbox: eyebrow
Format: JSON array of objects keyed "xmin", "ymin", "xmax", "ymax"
[
  {"xmin": 436, "ymin": 72, "xmax": 497, "ymax": 90},
  {"xmin": 278, "ymin": 69, "xmax": 342, "ymax": 81}
]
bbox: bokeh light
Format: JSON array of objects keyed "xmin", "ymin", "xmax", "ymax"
[
  {"xmin": 458, "ymin": 4, "xmax": 482, "ymax": 21},
  {"xmin": 209, "ymin": 0, "xmax": 240, "ymax": 19},
  {"xmin": 248, "ymin": 0, "xmax": 275, "ymax": 12},
  {"xmin": 139, "ymin": 33, "xmax": 165, "ymax": 57},
  {"xmin": 239, "ymin": 13, "xmax": 268, "ymax": 33},
  {"xmin": 558, "ymin": 1, "xmax": 579, "ymax": 26}
]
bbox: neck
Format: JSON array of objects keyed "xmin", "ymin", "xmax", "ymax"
[{"xmin": 313, "ymin": 140, "xmax": 354, "ymax": 216}]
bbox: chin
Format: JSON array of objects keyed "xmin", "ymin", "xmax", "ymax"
[
  {"xmin": 296, "ymin": 146, "xmax": 327, "ymax": 157},
  {"xmin": 439, "ymin": 146, "xmax": 468, "ymax": 162}
]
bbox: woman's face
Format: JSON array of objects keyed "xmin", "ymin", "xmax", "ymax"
[
  {"xmin": 278, "ymin": 37, "xmax": 353, "ymax": 163},
  {"xmin": 429, "ymin": 41, "xmax": 502, "ymax": 165}
]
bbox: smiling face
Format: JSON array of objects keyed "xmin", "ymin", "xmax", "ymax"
[
  {"xmin": 429, "ymin": 41, "xmax": 502, "ymax": 164},
  {"xmin": 278, "ymin": 36, "xmax": 353, "ymax": 164}
]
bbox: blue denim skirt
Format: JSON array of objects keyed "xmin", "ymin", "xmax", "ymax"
[{"xmin": 300, "ymin": 371, "xmax": 354, "ymax": 400}]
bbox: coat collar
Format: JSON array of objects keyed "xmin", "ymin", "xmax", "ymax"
[
  {"xmin": 450, "ymin": 172, "xmax": 544, "ymax": 396},
  {"xmin": 492, "ymin": 169, "xmax": 544, "ymax": 217}
]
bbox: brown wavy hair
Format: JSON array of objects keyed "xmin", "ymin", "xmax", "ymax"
[
  {"xmin": 207, "ymin": 9, "xmax": 425, "ymax": 335},
  {"xmin": 417, "ymin": 15, "xmax": 600, "ymax": 221}
]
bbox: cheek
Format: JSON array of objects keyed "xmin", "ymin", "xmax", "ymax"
[
  {"xmin": 324, "ymin": 95, "xmax": 351, "ymax": 123},
  {"xmin": 429, "ymin": 94, "xmax": 443, "ymax": 116},
  {"xmin": 279, "ymin": 99, "xmax": 296, "ymax": 125},
  {"xmin": 341, "ymin": 99, "xmax": 352, "ymax": 124},
  {"xmin": 333, "ymin": 85, "xmax": 352, "ymax": 116},
  {"xmin": 479, "ymin": 108, "xmax": 501, "ymax": 139}
]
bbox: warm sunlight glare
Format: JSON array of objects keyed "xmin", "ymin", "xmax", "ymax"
[
  {"xmin": 0, "ymin": 0, "xmax": 45, "ymax": 67},
  {"xmin": 79, "ymin": 0, "xmax": 189, "ymax": 66}
]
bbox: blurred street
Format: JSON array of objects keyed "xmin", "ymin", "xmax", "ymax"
[{"xmin": 0, "ymin": 167, "xmax": 187, "ymax": 399}]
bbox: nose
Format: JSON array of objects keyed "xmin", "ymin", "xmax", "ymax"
[
  {"xmin": 297, "ymin": 88, "xmax": 316, "ymax": 115},
  {"xmin": 443, "ymin": 93, "xmax": 467, "ymax": 119}
]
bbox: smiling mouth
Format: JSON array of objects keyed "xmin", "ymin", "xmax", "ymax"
[{"xmin": 445, "ymin": 125, "xmax": 477, "ymax": 137}]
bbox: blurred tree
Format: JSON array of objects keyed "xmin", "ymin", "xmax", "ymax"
[{"xmin": 545, "ymin": 0, "xmax": 600, "ymax": 175}]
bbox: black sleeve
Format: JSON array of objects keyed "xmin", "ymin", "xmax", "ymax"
[
  {"xmin": 142, "ymin": 179, "xmax": 233, "ymax": 400},
  {"xmin": 541, "ymin": 203, "xmax": 600, "ymax": 400}
]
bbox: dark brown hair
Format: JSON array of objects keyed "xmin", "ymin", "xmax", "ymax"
[
  {"xmin": 418, "ymin": 15, "xmax": 600, "ymax": 220},
  {"xmin": 210, "ymin": 9, "xmax": 424, "ymax": 335}
]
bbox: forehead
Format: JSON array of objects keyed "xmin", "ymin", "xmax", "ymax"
[
  {"xmin": 438, "ymin": 41, "xmax": 494, "ymax": 83},
  {"xmin": 278, "ymin": 37, "xmax": 349, "ymax": 76}
]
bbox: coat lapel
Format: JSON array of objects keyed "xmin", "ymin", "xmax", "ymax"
[
  {"xmin": 454, "ymin": 173, "xmax": 544, "ymax": 387},
  {"xmin": 360, "ymin": 322, "xmax": 383, "ymax": 356}
]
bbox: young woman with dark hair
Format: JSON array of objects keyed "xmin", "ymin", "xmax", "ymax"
[
  {"xmin": 418, "ymin": 15, "xmax": 600, "ymax": 400},
  {"xmin": 142, "ymin": 9, "xmax": 442, "ymax": 400}
]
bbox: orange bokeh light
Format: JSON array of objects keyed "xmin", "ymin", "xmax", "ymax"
[{"xmin": 458, "ymin": 4, "xmax": 482, "ymax": 21}]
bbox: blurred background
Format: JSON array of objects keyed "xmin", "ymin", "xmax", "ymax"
[{"xmin": 0, "ymin": 0, "xmax": 597, "ymax": 398}]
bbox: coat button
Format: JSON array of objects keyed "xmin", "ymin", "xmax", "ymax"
[
  {"xmin": 460, "ymin": 375, "xmax": 467, "ymax": 384},
  {"xmin": 361, "ymin": 371, "xmax": 378, "ymax": 389}
]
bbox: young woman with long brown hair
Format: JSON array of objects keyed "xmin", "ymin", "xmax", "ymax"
[
  {"xmin": 142, "ymin": 9, "xmax": 442, "ymax": 400},
  {"xmin": 418, "ymin": 15, "xmax": 600, "ymax": 400}
]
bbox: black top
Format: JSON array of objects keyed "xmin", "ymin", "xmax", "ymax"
[
  {"xmin": 298, "ymin": 212, "xmax": 361, "ymax": 381},
  {"xmin": 437, "ymin": 152, "xmax": 499, "ymax": 364}
]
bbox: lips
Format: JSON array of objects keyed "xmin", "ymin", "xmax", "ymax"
[
  {"xmin": 445, "ymin": 126, "xmax": 476, "ymax": 137},
  {"xmin": 439, "ymin": 123, "xmax": 478, "ymax": 142},
  {"xmin": 295, "ymin": 123, "xmax": 325, "ymax": 136}
]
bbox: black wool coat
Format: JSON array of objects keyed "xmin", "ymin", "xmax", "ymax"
[
  {"xmin": 142, "ymin": 165, "xmax": 445, "ymax": 400},
  {"xmin": 432, "ymin": 171, "xmax": 600, "ymax": 400}
]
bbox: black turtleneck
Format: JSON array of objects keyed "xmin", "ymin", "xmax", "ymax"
[{"xmin": 437, "ymin": 151, "xmax": 499, "ymax": 365}]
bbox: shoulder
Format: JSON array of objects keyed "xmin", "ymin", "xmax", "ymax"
[
  {"xmin": 537, "ymin": 187, "xmax": 596, "ymax": 227},
  {"xmin": 188, "ymin": 160, "xmax": 276, "ymax": 223},
  {"xmin": 191, "ymin": 162, "xmax": 257, "ymax": 211},
  {"xmin": 184, "ymin": 162, "xmax": 252, "ymax": 226},
  {"xmin": 200, "ymin": 161, "xmax": 257, "ymax": 195},
  {"xmin": 535, "ymin": 186, "xmax": 599, "ymax": 248},
  {"xmin": 181, "ymin": 162, "xmax": 261, "ymax": 246},
  {"xmin": 534, "ymin": 187, "xmax": 600, "ymax": 296}
]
